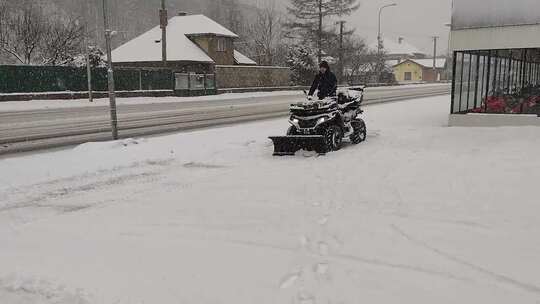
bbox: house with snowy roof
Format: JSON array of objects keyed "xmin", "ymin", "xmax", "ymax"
[
  {"xmin": 112, "ymin": 14, "xmax": 256, "ymax": 70},
  {"xmin": 392, "ymin": 58, "xmax": 447, "ymax": 83},
  {"xmin": 109, "ymin": 14, "xmax": 290, "ymax": 94},
  {"xmin": 369, "ymin": 37, "xmax": 426, "ymax": 61}
]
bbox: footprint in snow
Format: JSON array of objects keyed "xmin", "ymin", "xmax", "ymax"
[
  {"xmin": 299, "ymin": 235, "xmax": 310, "ymax": 249},
  {"xmin": 279, "ymin": 272, "xmax": 301, "ymax": 289},
  {"xmin": 243, "ymin": 140, "xmax": 257, "ymax": 146},
  {"xmin": 314, "ymin": 263, "xmax": 329, "ymax": 275},
  {"xmin": 297, "ymin": 292, "xmax": 316, "ymax": 304},
  {"xmin": 182, "ymin": 162, "xmax": 226, "ymax": 169},
  {"xmin": 317, "ymin": 216, "xmax": 329, "ymax": 226},
  {"xmin": 318, "ymin": 242, "xmax": 329, "ymax": 256}
]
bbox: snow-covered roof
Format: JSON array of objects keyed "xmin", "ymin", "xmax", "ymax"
[
  {"xmin": 369, "ymin": 37, "xmax": 424, "ymax": 57},
  {"xmin": 112, "ymin": 14, "xmax": 238, "ymax": 63},
  {"xmin": 385, "ymin": 59, "xmax": 400, "ymax": 67},
  {"xmin": 395, "ymin": 58, "xmax": 447, "ymax": 69},
  {"xmin": 410, "ymin": 58, "xmax": 447, "ymax": 69},
  {"xmin": 234, "ymin": 50, "xmax": 257, "ymax": 65}
]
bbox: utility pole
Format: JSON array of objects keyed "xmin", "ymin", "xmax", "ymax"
[
  {"xmin": 432, "ymin": 36, "xmax": 439, "ymax": 82},
  {"xmin": 160, "ymin": 0, "xmax": 168, "ymax": 66},
  {"xmin": 336, "ymin": 20, "xmax": 346, "ymax": 84},
  {"xmin": 85, "ymin": 35, "xmax": 93, "ymax": 103},
  {"xmin": 432, "ymin": 36, "xmax": 439, "ymax": 69},
  {"xmin": 317, "ymin": 0, "xmax": 323, "ymax": 63},
  {"xmin": 84, "ymin": 1, "xmax": 93, "ymax": 103},
  {"xmin": 102, "ymin": 0, "xmax": 119, "ymax": 140}
]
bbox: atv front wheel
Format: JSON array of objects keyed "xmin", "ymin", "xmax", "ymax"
[
  {"xmin": 287, "ymin": 126, "xmax": 298, "ymax": 135},
  {"xmin": 350, "ymin": 119, "xmax": 367, "ymax": 144},
  {"xmin": 324, "ymin": 125, "xmax": 344, "ymax": 152}
]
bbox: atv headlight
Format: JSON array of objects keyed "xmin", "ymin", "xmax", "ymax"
[{"xmin": 317, "ymin": 117, "xmax": 327, "ymax": 125}]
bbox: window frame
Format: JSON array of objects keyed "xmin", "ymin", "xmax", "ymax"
[
  {"xmin": 404, "ymin": 71, "xmax": 412, "ymax": 81},
  {"xmin": 216, "ymin": 38, "xmax": 226, "ymax": 52}
]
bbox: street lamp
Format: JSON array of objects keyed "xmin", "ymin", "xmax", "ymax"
[
  {"xmin": 377, "ymin": 3, "xmax": 397, "ymax": 83},
  {"xmin": 377, "ymin": 3, "xmax": 397, "ymax": 56},
  {"xmin": 444, "ymin": 22, "xmax": 452, "ymax": 57}
]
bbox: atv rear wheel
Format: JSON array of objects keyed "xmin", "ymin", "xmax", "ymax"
[
  {"xmin": 350, "ymin": 119, "xmax": 367, "ymax": 144},
  {"xmin": 324, "ymin": 125, "xmax": 344, "ymax": 151}
]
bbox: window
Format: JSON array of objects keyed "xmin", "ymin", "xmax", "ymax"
[
  {"xmin": 404, "ymin": 72, "xmax": 412, "ymax": 81},
  {"xmin": 217, "ymin": 38, "xmax": 226, "ymax": 52}
]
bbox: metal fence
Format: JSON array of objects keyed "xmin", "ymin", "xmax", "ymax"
[
  {"xmin": 451, "ymin": 49, "xmax": 540, "ymax": 114},
  {"xmin": 0, "ymin": 65, "xmax": 215, "ymax": 95}
]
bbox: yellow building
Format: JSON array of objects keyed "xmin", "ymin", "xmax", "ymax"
[
  {"xmin": 393, "ymin": 60, "xmax": 423, "ymax": 82},
  {"xmin": 392, "ymin": 58, "xmax": 447, "ymax": 83}
]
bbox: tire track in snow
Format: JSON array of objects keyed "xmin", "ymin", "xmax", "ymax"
[
  {"xmin": 391, "ymin": 224, "xmax": 540, "ymax": 295},
  {"xmin": 0, "ymin": 159, "xmax": 183, "ymax": 230}
]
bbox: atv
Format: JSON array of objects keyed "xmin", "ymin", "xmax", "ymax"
[{"xmin": 269, "ymin": 87, "xmax": 367, "ymax": 156}]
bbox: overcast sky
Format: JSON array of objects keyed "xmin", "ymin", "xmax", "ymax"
[
  {"xmin": 269, "ymin": 0, "xmax": 453, "ymax": 55},
  {"xmin": 347, "ymin": 0, "xmax": 452, "ymax": 54}
]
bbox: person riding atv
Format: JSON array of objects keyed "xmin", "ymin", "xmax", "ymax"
[{"xmin": 308, "ymin": 61, "xmax": 338, "ymax": 100}]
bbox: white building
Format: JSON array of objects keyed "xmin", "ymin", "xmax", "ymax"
[{"xmin": 449, "ymin": 0, "xmax": 540, "ymax": 126}]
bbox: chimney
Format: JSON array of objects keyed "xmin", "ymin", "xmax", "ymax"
[
  {"xmin": 398, "ymin": 37, "xmax": 404, "ymax": 44},
  {"xmin": 178, "ymin": 11, "xmax": 188, "ymax": 16}
]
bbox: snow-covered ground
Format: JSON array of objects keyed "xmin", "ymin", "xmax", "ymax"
[
  {"xmin": 0, "ymin": 83, "xmax": 449, "ymax": 112},
  {"xmin": 1, "ymin": 95, "xmax": 540, "ymax": 304}
]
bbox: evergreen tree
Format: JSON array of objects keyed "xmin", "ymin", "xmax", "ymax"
[
  {"xmin": 286, "ymin": 45, "xmax": 317, "ymax": 85},
  {"xmin": 286, "ymin": 0, "xmax": 359, "ymax": 63}
]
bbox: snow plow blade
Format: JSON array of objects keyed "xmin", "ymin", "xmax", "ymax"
[{"xmin": 269, "ymin": 136, "xmax": 328, "ymax": 156}]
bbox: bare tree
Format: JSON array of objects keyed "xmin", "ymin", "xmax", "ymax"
[
  {"xmin": 0, "ymin": 2, "xmax": 84, "ymax": 65},
  {"xmin": 41, "ymin": 16, "xmax": 85, "ymax": 65},
  {"xmin": 345, "ymin": 38, "xmax": 369, "ymax": 76},
  {"xmin": 0, "ymin": 2, "xmax": 47, "ymax": 64},
  {"xmin": 0, "ymin": 1, "xmax": 8, "ymax": 63},
  {"xmin": 247, "ymin": 1, "xmax": 285, "ymax": 66}
]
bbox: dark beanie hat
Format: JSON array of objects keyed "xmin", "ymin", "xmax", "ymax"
[{"xmin": 319, "ymin": 61, "xmax": 330, "ymax": 69}]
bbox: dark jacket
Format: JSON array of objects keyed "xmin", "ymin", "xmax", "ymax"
[{"xmin": 309, "ymin": 70, "xmax": 337, "ymax": 99}]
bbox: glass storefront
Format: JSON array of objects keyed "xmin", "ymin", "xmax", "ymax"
[{"xmin": 451, "ymin": 49, "xmax": 540, "ymax": 115}]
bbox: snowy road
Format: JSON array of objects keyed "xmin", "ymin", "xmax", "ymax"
[
  {"xmin": 2, "ymin": 95, "xmax": 540, "ymax": 304},
  {"xmin": 0, "ymin": 84, "xmax": 449, "ymax": 155}
]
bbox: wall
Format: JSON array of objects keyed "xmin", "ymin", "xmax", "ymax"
[
  {"xmin": 452, "ymin": 0, "xmax": 540, "ymax": 30},
  {"xmin": 215, "ymin": 66, "xmax": 291, "ymax": 88},
  {"xmin": 115, "ymin": 61, "xmax": 214, "ymax": 74},
  {"xmin": 421, "ymin": 68, "xmax": 445, "ymax": 82},
  {"xmin": 449, "ymin": 113, "xmax": 540, "ymax": 127},
  {"xmin": 191, "ymin": 36, "xmax": 235, "ymax": 65},
  {"xmin": 451, "ymin": 24, "xmax": 540, "ymax": 51},
  {"xmin": 451, "ymin": 0, "xmax": 540, "ymax": 51},
  {"xmin": 393, "ymin": 61, "xmax": 423, "ymax": 82}
]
